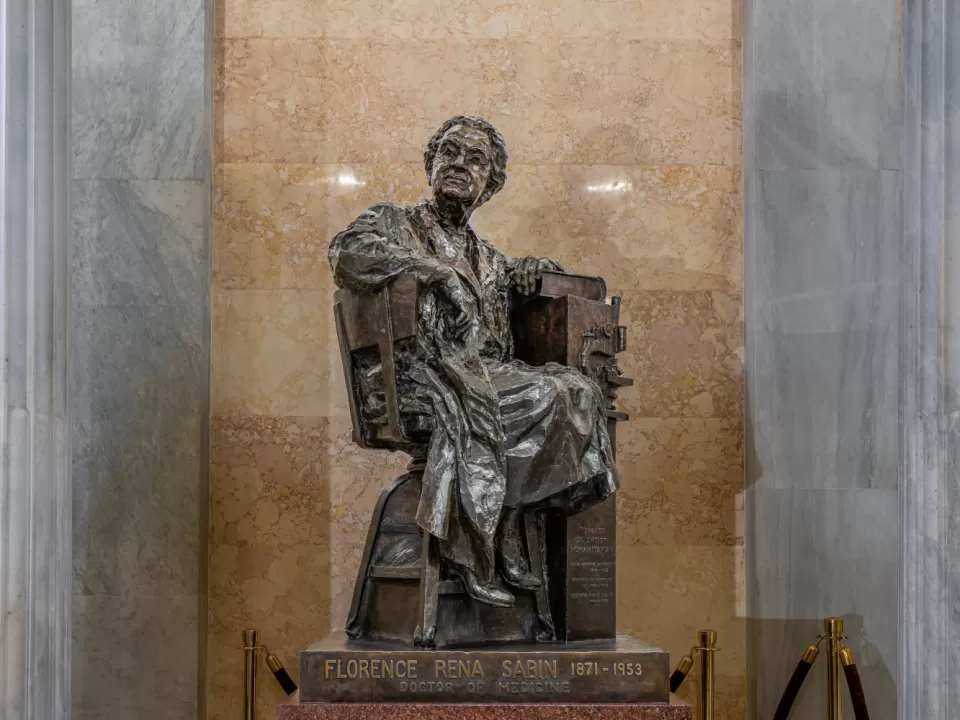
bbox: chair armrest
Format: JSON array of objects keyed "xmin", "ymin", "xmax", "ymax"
[
  {"xmin": 520, "ymin": 270, "xmax": 607, "ymax": 303},
  {"xmin": 510, "ymin": 270, "xmax": 625, "ymax": 372}
]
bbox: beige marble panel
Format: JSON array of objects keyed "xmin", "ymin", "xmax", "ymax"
[
  {"xmin": 222, "ymin": 38, "xmax": 483, "ymax": 164},
  {"xmin": 617, "ymin": 544, "xmax": 746, "ymax": 713},
  {"xmin": 676, "ymin": 673, "xmax": 748, "ymax": 720},
  {"xmin": 616, "ymin": 290, "xmax": 744, "ymax": 419},
  {"xmin": 224, "ymin": 0, "xmax": 327, "ymax": 39},
  {"xmin": 321, "ymin": 0, "xmax": 622, "ymax": 41},
  {"xmin": 209, "ymin": 415, "xmax": 330, "ymax": 720},
  {"xmin": 207, "ymin": 415, "xmax": 408, "ymax": 720},
  {"xmin": 608, "ymin": 0, "xmax": 737, "ymax": 43},
  {"xmin": 222, "ymin": 38, "xmax": 738, "ymax": 165},
  {"xmin": 476, "ymin": 39, "xmax": 739, "ymax": 165},
  {"xmin": 600, "ymin": 39, "xmax": 741, "ymax": 166},
  {"xmin": 617, "ymin": 419, "xmax": 744, "ymax": 548},
  {"xmin": 212, "ymin": 289, "xmax": 338, "ymax": 416},
  {"xmin": 215, "ymin": 163, "xmax": 429, "ymax": 290},
  {"xmin": 475, "ymin": 164, "xmax": 742, "ymax": 291},
  {"xmin": 216, "ymin": 162, "xmax": 741, "ymax": 292},
  {"xmin": 221, "ymin": 38, "xmax": 327, "ymax": 165},
  {"xmin": 225, "ymin": 0, "xmax": 735, "ymax": 42}
]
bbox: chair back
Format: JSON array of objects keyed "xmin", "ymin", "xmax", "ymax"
[{"xmin": 333, "ymin": 274, "xmax": 420, "ymax": 448}]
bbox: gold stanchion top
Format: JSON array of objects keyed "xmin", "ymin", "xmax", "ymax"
[
  {"xmin": 824, "ymin": 617, "xmax": 843, "ymax": 634},
  {"xmin": 698, "ymin": 630, "xmax": 717, "ymax": 648},
  {"xmin": 242, "ymin": 629, "xmax": 259, "ymax": 647}
]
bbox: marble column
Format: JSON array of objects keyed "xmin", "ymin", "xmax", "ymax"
[
  {"xmin": 744, "ymin": 0, "xmax": 901, "ymax": 717},
  {"xmin": 71, "ymin": 0, "xmax": 211, "ymax": 718},
  {"xmin": 0, "ymin": 0, "xmax": 73, "ymax": 718},
  {"xmin": 899, "ymin": 0, "xmax": 960, "ymax": 717}
]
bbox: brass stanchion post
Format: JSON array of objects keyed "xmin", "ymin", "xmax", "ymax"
[
  {"xmin": 243, "ymin": 629, "xmax": 259, "ymax": 720},
  {"xmin": 825, "ymin": 618, "xmax": 844, "ymax": 720},
  {"xmin": 698, "ymin": 630, "xmax": 717, "ymax": 720}
]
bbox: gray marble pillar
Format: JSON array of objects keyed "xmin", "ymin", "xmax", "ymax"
[
  {"xmin": 744, "ymin": 0, "xmax": 902, "ymax": 716},
  {"xmin": 899, "ymin": 0, "xmax": 960, "ymax": 717},
  {"xmin": 71, "ymin": 0, "xmax": 211, "ymax": 717},
  {"xmin": 749, "ymin": 0, "xmax": 960, "ymax": 717},
  {"xmin": 0, "ymin": 0, "xmax": 73, "ymax": 718}
]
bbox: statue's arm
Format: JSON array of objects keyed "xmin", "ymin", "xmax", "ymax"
[
  {"xmin": 328, "ymin": 204, "xmax": 455, "ymax": 293},
  {"xmin": 473, "ymin": 236, "xmax": 563, "ymax": 295}
]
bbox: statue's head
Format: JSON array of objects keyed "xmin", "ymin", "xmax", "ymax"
[{"xmin": 424, "ymin": 116, "xmax": 508, "ymax": 209}]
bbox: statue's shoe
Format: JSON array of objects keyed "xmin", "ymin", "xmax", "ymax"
[
  {"xmin": 502, "ymin": 563, "xmax": 542, "ymax": 590},
  {"xmin": 461, "ymin": 570, "xmax": 516, "ymax": 608}
]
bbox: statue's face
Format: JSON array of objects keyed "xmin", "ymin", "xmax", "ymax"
[{"xmin": 430, "ymin": 125, "xmax": 493, "ymax": 206}]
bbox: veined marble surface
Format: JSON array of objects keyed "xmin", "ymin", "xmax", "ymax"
[
  {"xmin": 72, "ymin": 180, "xmax": 206, "ymax": 332},
  {"xmin": 899, "ymin": 0, "xmax": 960, "ymax": 717},
  {"xmin": 947, "ymin": 1, "xmax": 960, "ymax": 711},
  {"xmin": 747, "ymin": 167, "xmax": 901, "ymax": 491},
  {"xmin": 1, "ymin": 0, "xmax": 72, "ymax": 718},
  {"xmin": 750, "ymin": 0, "xmax": 900, "ymax": 170},
  {"xmin": 744, "ymin": 0, "xmax": 901, "ymax": 716},
  {"xmin": 749, "ymin": 487, "xmax": 898, "ymax": 717},
  {"xmin": 71, "ymin": 1, "xmax": 211, "ymax": 719},
  {"xmin": 72, "ymin": 0, "xmax": 206, "ymax": 180}
]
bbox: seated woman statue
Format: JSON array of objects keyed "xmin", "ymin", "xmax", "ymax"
[{"xmin": 328, "ymin": 116, "xmax": 618, "ymax": 609}]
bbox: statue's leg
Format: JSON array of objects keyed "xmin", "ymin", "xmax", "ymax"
[
  {"xmin": 498, "ymin": 507, "xmax": 542, "ymax": 590},
  {"xmin": 525, "ymin": 509, "xmax": 556, "ymax": 641}
]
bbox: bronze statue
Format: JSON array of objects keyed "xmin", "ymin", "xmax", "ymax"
[{"xmin": 329, "ymin": 116, "xmax": 631, "ymax": 649}]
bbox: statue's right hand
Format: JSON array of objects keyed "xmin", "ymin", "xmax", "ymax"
[{"xmin": 436, "ymin": 269, "xmax": 476, "ymax": 341}]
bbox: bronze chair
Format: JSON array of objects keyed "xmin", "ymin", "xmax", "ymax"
[
  {"xmin": 335, "ymin": 271, "xmax": 628, "ymax": 647},
  {"xmin": 333, "ymin": 273, "xmax": 442, "ymax": 646}
]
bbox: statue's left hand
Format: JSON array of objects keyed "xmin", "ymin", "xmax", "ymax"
[{"xmin": 511, "ymin": 257, "xmax": 563, "ymax": 295}]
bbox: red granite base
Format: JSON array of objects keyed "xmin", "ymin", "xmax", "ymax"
[{"xmin": 277, "ymin": 694, "xmax": 693, "ymax": 720}]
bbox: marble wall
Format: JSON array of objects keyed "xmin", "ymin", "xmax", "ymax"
[
  {"xmin": 0, "ymin": 0, "xmax": 72, "ymax": 718},
  {"xmin": 900, "ymin": 0, "xmax": 960, "ymax": 717},
  {"xmin": 744, "ymin": 0, "xmax": 901, "ymax": 716},
  {"xmin": 71, "ymin": 0, "xmax": 211, "ymax": 718},
  {"xmin": 209, "ymin": 3, "xmax": 744, "ymax": 718}
]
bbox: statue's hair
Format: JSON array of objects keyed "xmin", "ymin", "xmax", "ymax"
[{"xmin": 424, "ymin": 116, "xmax": 508, "ymax": 203}]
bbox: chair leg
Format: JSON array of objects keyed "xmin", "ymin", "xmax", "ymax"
[
  {"xmin": 345, "ymin": 473, "xmax": 418, "ymax": 638},
  {"xmin": 524, "ymin": 509, "xmax": 556, "ymax": 641},
  {"xmin": 415, "ymin": 532, "xmax": 440, "ymax": 647}
]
